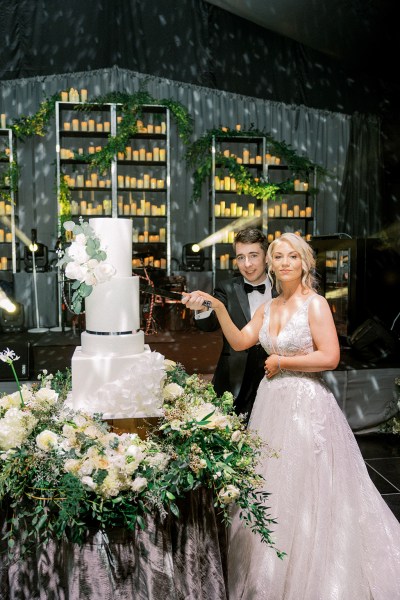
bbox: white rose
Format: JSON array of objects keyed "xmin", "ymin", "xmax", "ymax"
[
  {"xmin": 163, "ymin": 382, "xmax": 184, "ymax": 401},
  {"xmin": 231, "ymin": 430, "xmax": 241, "ymax": 442},
  {"xmin": 163, "ymin": 359, "xmax": 176, "ymax": 372},
  {"xmin": 218, "ymin": 485, "xmax": 240, "ymax": 505},
  {"xmin": 67, "ymin": 240, "xmax": 89, "ymax": 263},
  {"xmin": 74, "ymin": 233, "xmax": 87, "ymax": 245},
  {"xmin": 93, "ymin": 262, "xmax": 116, "ymax": 283},
  {"xmin": 81, "ymin": 475, "xmax": 97, "ymax": 490},
  {"xmin": 131, "ymin": 476, "xmax": 148, "ymax": 493},
  {"xmin": 34, "ymin": 388, "xmax": 58, "ymax": 405},
  {"xmin": 83, "ymin": 272, "xmax": 96, "ymax": 286},
  {"xmin": 0, "ymin": 392, "xmax": 22, "ymax": 410},
  {"xmin": 36, "ymin": 429, "xmax": 58, "ymax": 452},
  {"xmin": 65, "ymin": 261, "xmax": 88, "ymax": 282}
]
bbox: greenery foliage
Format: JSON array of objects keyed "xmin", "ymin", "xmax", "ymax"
[
  {"xmin": 185, "ymin": 126, "xmax": 328, "ymax": 202},
  {"xmin": 0, "ymin": 352, "xmax": 284, "ymax": 562}
]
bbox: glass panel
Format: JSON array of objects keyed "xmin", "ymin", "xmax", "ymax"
[{"xmin": 324, "ymin": 249, "xmax": 349, "ymax": 337}]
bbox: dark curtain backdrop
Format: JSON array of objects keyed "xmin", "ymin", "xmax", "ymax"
[{"xmin": 0, "ymin": 0, "xmax": 387, "ymax": 118}]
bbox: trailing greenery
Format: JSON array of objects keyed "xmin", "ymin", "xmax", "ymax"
[
  {"xmin": 11, "ymin": 95, "xmax": 60, "ymax": 140},
  {"xmin": 185, "ymin": 126, "xmax": 328, "ymax": 202},
  {"xmin": 57, "ymin": 173, "xmax": 72, "ymax": 238},
  {"xmin": 0, "ymin": 160, "xmax": 19, "ymax": 204},
  {"xmin": 0, "ymin": 352, "xmax": 285, "ymax": 561}
]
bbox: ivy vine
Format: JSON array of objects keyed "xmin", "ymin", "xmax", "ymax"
[
  {"xmin": 57, "ymin": 174, "xmax": 72, "ymax": 241},
  {"xmin": 0, "ymin": 159, "xmax": 19, "ymax": 204},
  {"xmin": 185, "ymin": 126, "xmax": 328, "ymax": 203}
]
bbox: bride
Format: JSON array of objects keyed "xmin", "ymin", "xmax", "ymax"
[{"xmin": 182, "ymin": 232, "xmax": 400, "ymax": 599}]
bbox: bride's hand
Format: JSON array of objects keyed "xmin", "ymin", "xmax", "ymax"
[
  {"xmin": 181, "ymin": 290, "xmax": 219, "ymax": 311},
  {"xmin": 264, "ymin": 354, "xmax": 281, "ymax": 379}
]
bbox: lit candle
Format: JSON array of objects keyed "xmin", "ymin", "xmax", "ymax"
[
  {"xmin": 243, "ymin": 150, "xmax": 250, "ymax": 164},
  {"xmin": 288, "ymin": 209, "xmax": 294, "ymax": 218},
  {"xmin": 150, "ymin": 177, "xmax": 157, "ymax": 189},
  {"xmin": 72, "ymin": 119, "xmax": 79, "ymax": 131},
  {"xmin": 300, "ymin": 209, "xmax": 306, "ymax": 218},
  {"xmin": 267, "ymin": 233, "xmax": 274, "ymax": 243},
  {"xmin": 214, "ymin": 204, "xmax": 221, "ymax": 217},
  {"xmin": 139, "ymin": 148, "xmax": 146, "ymax": 161},
  {"xmin": 80, "ymin": 89, "xmax": 88, "ymax": 102},
  {"xmin": 0, "ymin": 230, "xmax": 4, "ymax": 242},
  {"xmin": 147, "ymin": 124, "xmax": 154, "ymax": 134},
  {"xmin": 117, "ymin": 175, "xmax": 124, "ymax": 187},
  {"xmin": 131, "ymin": 202, "xmax": 137, "ymax": 215},
  {"xmin": 133, "ymin": 150, "xmax": 139, "ymax": 161},
  {"xmin": 268, "ymin": 207, "xmax": 274, "ymax": 218},
  {"xmin": 155, "ymin": 125, "xmax": 161, "ymax": 134},
  {"xmin": 293, "ymin": 205, "xmax": 300, "ymax": 217},
  {"xmin": 306, "ymin": 206, "xmax": 312, "ymax": 217},
  {"xmin": 156, "ymin": 179, "xmax": 164, "ymax": 189},
  {"xmin": 125, "ymin": 147, "xmax": 132, "ymax": 160},
  {"xmin": 275, "ymin": 231, "xmax": 281, "ymax": 239},
  {"xmin": 103, "ymin": 121, "xmax": 110, "ymax": 132},
  {"xmin": 159, "ymin": 228, "xmax": 166, "ymax": 243},
  {"xmin": 61, "ymin": 92, "xmax": 68, "ymax": 102},
  {"xmin": 96, "ymin": 123, "xmax": 103, "ymax": 132},
  {"xmin": 274, "ymin": 204, "xmax": 281, "ymax": 217},
  {"xmin": 137, "ymin": 179, "xmax": 144, "ymax": 189},
  {"xmin": 130, "ymin": 177, "xmax": 137, "ymax": 188},
  {"xmin": 281, "ymin": 203, "xmax": 288, "ymax": 217},
  {"xmin": 81, "ymin": 121, "xmax": 88, "ymax": 132},
  {"xmin": 248, "ymin": 203, "xmax": 255, "ymax": 216},
  {"xmin": 123, "ymin": 204, "xmax": 130, "ymax": 216},
  {"xmin": 161, "ymin": 121, "xmax": 166, "ymax": 134},
  {"xmin": 146, "ymin": 152, "xmax": 152, "ymax": 161},
  {"xmin": 125, "ymin": 176, "xmax": 131, "ymax": 188},
  {"xmin": 88, "ymin": 119, "xmax": 95, "ymax": 132},
  {"xmin": 231, "ymin": 178, "xmax": 237, "ymax": 191},
  {"xmin": 224, "ymin": 176, "xmax": 231, "ymax": 191},
  {"xmin": 63, "ymin": 122, "xmax": 71, "ymax": 131},
  {"xmin": 294, "ymin": 179, "xmax": 300, "ymax": 191},
  {"xmin": 0, "ymin": 114, "xmax": 6, "ymax": 129},
  {"xmin": 159, "ymin": 148, "xmax": 166, "ymax": 161}
]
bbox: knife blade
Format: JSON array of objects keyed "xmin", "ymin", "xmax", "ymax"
[{"xmin": 139, "ymin": 283, "xmax": 212, "ymax": 309}]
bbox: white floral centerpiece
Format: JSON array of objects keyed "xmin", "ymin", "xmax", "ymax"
[
  {"xmin": 57, "ymin": 218, "xmax": 116, "ymax": 313},
  {"xmin": 0, "ymin": 349, "xmax": 284, "ymax": 561}
]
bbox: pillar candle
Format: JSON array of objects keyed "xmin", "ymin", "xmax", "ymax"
[
  {"xmin": 88, "ymin": 120, "xmax": 95, "ymax": 132},
  {"xmin": 125, "ymin": 176, "xmax": 131, "ymax": 188},
  {"xmin": 103, "ymin": 121, "xmax": 110, "ymax": 132},
  {"xmin": 81, "ymin": 121, "xmax": 88, "ymax": 132},
  {"xmin": 287, "ymin": 209, "xmax": 294, "ymax": 218},
  {"xmin": 72, "ymin": 119, "xmax": 79, "ymax": 131},
  {"xmin": 125, "ymin": 147, "xmax": 132, "ymax": 160},
  {"xmin": 146, "ymin": 152, "xmax": 152, "ymax": 161},
  {"xmin": 61, "ymin": 92, "xmax": 68, "ymax": 102},
  {"xmin": 159, "ymin": 228, "xmax": 166, "ymax": 243},
  {"xmin": 231, "ymin": 178, "xmax": 237, "ymax": 191},
  {"xmin": 306, "ymin": 206, "xmax": 312, "ymax": 217},
  {"xmin": 139, "ymin": 148, "xmax": 146, "ymax": 161},
  {"xmin": 147, "ymin": 124, "xmax": 154, "ymax": 134},
  {"xmin": 300, "ymin": 209, "xmax": 306, "ymax": 218},
  {"xmin": 161, "ymin": 122, "xmax": 166, "ymax": 134},
  {"xmin": 155, "ymin": 125, "xmax": 161, "ymax": 134},
  {"xmin": 214, "ymin": 204, "xmax": 221, "ymax": 217},
  {"xmin": 0, "ymin": 230, "xmax": 4, "ymax": 242},
  {"xmin": 63, "ymin": 122, "xmax": 71, "ymax": 131},
  {"xmin": 5, "ymin": 232, "xmax": 12, "ymax": 242},
  {"xmin": 153, "ymin": 147, "xmax": 160, "ymax": 161},
  {"xmin": 268, "ymin": 207, "xmax": 274, "ymax": 218},
  {"xmin": 150, "ymin": 177, "xmax": 157, "ymax": 189},
  {"xmin": 243, "ymin": 150, "xmax": 250, "ymax": 164},
  {"xmin": 281, "ymin": 203, "xmax": 288, "ymax": 217},
  {"xmin": 159, "ymin": 148, "xmax": 166, "ymax": 161},
  {"xmin": 224, "ymin": 176, "xmax": 231, "ymax": 191}
]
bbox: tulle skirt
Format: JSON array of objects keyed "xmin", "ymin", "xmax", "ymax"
[{"xmin": 228, "ymin": 372, "xmax": 400, "ymax": 600}]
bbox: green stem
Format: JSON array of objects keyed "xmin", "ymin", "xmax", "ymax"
[{"xmin": 9, "ymin": 361, "xmax": 24, "ymax": 407}]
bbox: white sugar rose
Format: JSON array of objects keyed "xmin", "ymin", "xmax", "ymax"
[
  {"xmin": 65, "ymin": 261, "xmax": 88, "ymax": 282},
  {"xmin": 36, "ymin": 429, "xmax": 58, "ymax": 452},
  {"xmin": 218, "ymin": 485, "xmax": 240, "ymax": 505},
  {"xmin": 163, "ymin": 382, "xmax": 184, "ymax": 401},
  {"xmin": 67, "ymin": 240, "xmax": 89, "ymax": 263},
  {"xmin": 93, "ymin": 262, "xmax": 116, "ymax": 283}
]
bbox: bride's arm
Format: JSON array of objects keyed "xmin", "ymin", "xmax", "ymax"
[
  {"xmin": 182, "ymin": 290, "xmax": 263, "ymax": 351},
  {"xmin": 265, "ymin": 295, "xmax": 340, "ymax": 375}
]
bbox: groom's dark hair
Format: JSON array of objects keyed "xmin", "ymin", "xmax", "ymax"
[{"xmin": 233, "ymin": 227, "xmax": 268, "ymax": 254}]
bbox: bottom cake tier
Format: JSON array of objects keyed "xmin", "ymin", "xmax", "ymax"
[{"xmin": 70, "ymin": 345, "xmax": 166, "ymax": 419}]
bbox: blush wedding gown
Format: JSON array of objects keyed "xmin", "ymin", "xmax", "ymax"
[{"xmin": 228, "ymin": 296, "xmax": 400, "ymax": 600}]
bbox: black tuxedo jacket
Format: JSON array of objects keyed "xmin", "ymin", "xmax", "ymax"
[{"xmin": 196, "ymin": 275, "xmax": 275, "ymax": 419}]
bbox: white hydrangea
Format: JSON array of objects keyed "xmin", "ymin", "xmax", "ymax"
[{"xmin": 0, "ymin": 408, "xmax": 38, "ymax": 451}]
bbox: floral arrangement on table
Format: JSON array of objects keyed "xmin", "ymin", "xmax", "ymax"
[
  {"xmin": 380, "ymin": 377, "xmax": 400, "ymax": 435},
  {"xmin": 0, "ymin": 349, "xmax": 284, "ymax": 562},
  {"xmin": 57, "ymin": 218, "xmax": 115, "ymax": 314}
]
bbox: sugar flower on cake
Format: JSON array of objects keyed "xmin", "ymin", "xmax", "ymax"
[{"xmin": 57, "ymin": 218, "xmax": 116, "ymax": 313}]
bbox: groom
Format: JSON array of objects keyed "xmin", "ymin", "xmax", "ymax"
[{"xmin": 195, "ymin": 227, "xmax": 273, "ymax": 421}]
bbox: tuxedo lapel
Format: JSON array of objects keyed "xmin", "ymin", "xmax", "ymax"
[{"xmin": 234, "ymin": 278, "xmax": 251, "ymax": 322}]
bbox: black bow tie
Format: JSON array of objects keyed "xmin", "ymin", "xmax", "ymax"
[{"xmin": 244, "ymin": 283, "xmax": 266, "ymax": 294}]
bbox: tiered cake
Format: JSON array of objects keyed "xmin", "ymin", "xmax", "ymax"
[{"xmin": 70, "ymin": 218, "xmax": 165, "ymax": 419}]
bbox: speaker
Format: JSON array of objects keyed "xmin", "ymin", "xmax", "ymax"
[
  {"xmin": 349, "ymin": 317, "xmax": 398, "ymax": 362},
  {"xmin": 0, "ymin": 342, "xmax": 31, "ymax": 380}
]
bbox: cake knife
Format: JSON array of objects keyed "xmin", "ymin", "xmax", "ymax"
[{"xmin": 139, "ymin": 284, "xmax": 212, "ymax": 309}]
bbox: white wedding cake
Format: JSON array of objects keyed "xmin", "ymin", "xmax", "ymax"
[{"xmin": 70, "ymin": 218, "xmax": 165, "ymax": 419}]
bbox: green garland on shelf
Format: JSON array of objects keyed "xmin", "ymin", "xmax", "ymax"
[
  {"xmin": 57, "ymin": 174, "xmax": 72, "ymax": 239},
  {"xmin": 11, "ymin": 95, "xmax": 60, "ymax": 140},
  {"xmin": 0, "ymin": 160, "xmax": 19, "ymax": 204},
  {"xmin": 185, "ymin": 126, "xmax": 328, "ymax": 203}
]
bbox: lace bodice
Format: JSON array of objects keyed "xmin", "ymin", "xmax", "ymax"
[{"xmin": 259, "ymin": 296, "xmax": 315, "ymax": 357}]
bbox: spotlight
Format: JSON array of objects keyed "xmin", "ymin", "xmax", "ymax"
[
  {"xmin": 0, "ymin": 288, "xmax": 16, "ymax": 313},
  {"xmin": 182, "ymin": 243, "xmax": 205, "ymax": 271},
  {"xmin": 0, "ymin": 301, "xmax": 24, "ymax": 332},
  {"xmin": 24, "ymin": 229, "xmax": 49, "ymax": 272}
]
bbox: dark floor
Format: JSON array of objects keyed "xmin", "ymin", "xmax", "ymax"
[{"xmin": 1, "ymin": 327, "xmax": 399, "ymax": 523}]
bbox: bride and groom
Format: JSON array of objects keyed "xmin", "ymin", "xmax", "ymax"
[{"xmin": 184, "ymin": 228, "xmax": 400, "ymax": 599}]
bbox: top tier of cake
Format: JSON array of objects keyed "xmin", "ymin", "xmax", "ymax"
[
  {"xmin": 83, "ymin": 218, "xmax": 141, "ymax": 337},
  {"xmin": 90, "ymin": 218, "xmax": 132, "ymax": 277}
]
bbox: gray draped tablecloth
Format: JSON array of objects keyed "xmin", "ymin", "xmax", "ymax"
[{"xmin": 0, "ymin": 489, "xmax": 228, "ymax": 600}]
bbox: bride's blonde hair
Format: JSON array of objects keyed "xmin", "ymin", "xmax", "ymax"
[{"xmin": 267, "ymin": 233, "xmax": 317, "ymax": 293}]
